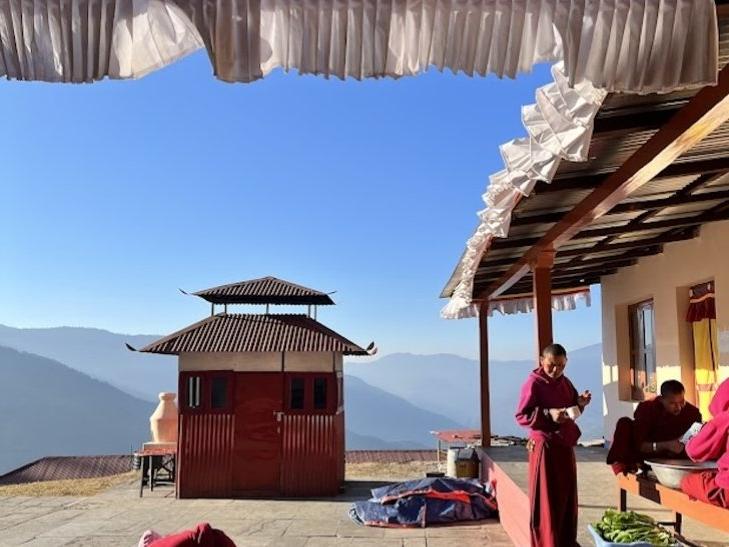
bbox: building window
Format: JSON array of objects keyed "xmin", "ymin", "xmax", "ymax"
[
  {"xmin": 290, "ymin": 377, "xmax": 305, "ymax": 410},
  {"xmin": 187, "ymin": 376, "xmax": 201, "ymax": 409},
  {"xmin": 630, "ymin": 300, "xmax": 656, "ymax": 399},
  {"xmin": 211, "ymin": 377, "xmax": 228, "ymax": 409},
  {"xmin": 313, "ymin": 377, "xmax": 328, "ymax": 410}
]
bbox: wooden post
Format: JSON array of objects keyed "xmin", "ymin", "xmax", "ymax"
[
  {"xmin": 532, "ymin": 249, "xmax": 555, "ymax": 356},
  {"xmin": 478, "ymin": 301, "xmax": 491, "ymax": 448}
]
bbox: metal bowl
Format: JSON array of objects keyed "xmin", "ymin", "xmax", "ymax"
[{"xmin": 644, "ymin": 459, "xmax": 718, "ymax": 489}]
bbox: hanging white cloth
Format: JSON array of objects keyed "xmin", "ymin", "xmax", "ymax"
[
  {"xmin": 441, "ymin": 62, "xmax": 606, "ymax": 318},
  {"xmin": 0, "ymin": 1, "xmax": 718, "ymax": 320},
  {"xmin": 0, "ymin": 0, "xmax": 718, "ymax": 92},
  {"xmin": 486, "ymin": 288, "xmax": 591, "ymax": 317}
]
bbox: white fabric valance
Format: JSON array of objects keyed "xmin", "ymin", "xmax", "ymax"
[
  {"xmin": 487, "ymin": 287, "xmax": 591, "ymax": 317},
  {"xmin": 0, "ymin": 0, "xmax": 718, "ymax": 92}
]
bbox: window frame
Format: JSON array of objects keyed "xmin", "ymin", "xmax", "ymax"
[
  {"xmin": 628, "ymin": 299, "xmax": 657, "ymax": 401},
  {"xmin": 285, "ymin": 373, "xmax": 336, "ymax": 414},
  {"xmin": 179, "ymin": 371, "xmax": 233, "ymax": 414}
]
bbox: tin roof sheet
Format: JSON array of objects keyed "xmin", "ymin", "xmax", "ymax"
[
  {"xmin": 138, "ymin": 313, "xmax": 368, "ymax": 355},
  {"xmin": 192, "ymin": 276, "xmax": 335, "ymax": 305}
]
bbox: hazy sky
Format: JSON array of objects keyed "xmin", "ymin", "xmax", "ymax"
[{"xmin": 1, "ymin": 52, "xmax": 601, "ymax": 360}]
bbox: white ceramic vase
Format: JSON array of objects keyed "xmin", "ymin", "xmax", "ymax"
[{"xmin": 150, "ymin": 392, "xmax": 178, "ymax": 443}]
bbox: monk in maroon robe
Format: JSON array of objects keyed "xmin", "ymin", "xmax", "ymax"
[
  {"xmin": 606, "ymin": 380, "xmax": 701, "ymax": 475},
  {"xmin": 516, "ymin": 343, "xmax": 592, "ymax": 547},
  {"xmin": 681, "ymin": 378, "xmax": 729, "ymax": 507}
]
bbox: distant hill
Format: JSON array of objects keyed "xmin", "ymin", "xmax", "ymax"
[
  {"xmin": 346, "ymin": 344, "xmax": 604, "ymax": 441},
  {"xmin": 0, "ymin": 324, "xmax": 176, "ymax": 401},
  {"xmin": 0, "ymin": 345, "xmax": 154, "ymax": 475},
  {"xmin": 345, "ymin": 376, "xmax": 462, "ymax": 449},
  {"xmin": 0, "ymin": 324, "xmax": 604, "ymax": 454}
]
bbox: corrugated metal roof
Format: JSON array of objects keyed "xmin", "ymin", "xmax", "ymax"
[
  {"xmin": 139, "ymin": 313, "xmax": 368, "ymax": 355},
  {"xmin": 0, "ymin": 456, "xmax": 132, "ymax": 486},
  {"xmin": 461, "ymin": 10, "xmax": 729, "ymax": 299},
  {"xmin": 192, "ymin": 276, "xmax": 335, "ymax": 305}
]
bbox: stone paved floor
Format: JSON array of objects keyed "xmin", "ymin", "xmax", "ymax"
[{"xmin": 0, "ymin": 478, "xmax": 511, "ymax": 547}]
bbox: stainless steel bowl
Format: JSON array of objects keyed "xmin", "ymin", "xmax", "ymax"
[{"xmin": 645, "ymin": 459, "xmax": 718, "ymax": 489}]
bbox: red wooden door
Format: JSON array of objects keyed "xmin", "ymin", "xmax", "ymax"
[{"xmin": 233, "ymin": 373, "xmax": 283, "ymax": 495}]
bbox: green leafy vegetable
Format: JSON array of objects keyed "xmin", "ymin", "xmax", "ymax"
[{"xmin": 593, "ymin": 509, "xmax": 675, "ymax": 546}]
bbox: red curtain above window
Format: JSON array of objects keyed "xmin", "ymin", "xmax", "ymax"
[{"xmin": 686, "ymin": 282, "xmax": 716, "ymax": 322}]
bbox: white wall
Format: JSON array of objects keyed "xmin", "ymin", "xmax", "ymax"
[{"xmin": 601, "ymin": 220, "xmax": 729, "ymax": 438}]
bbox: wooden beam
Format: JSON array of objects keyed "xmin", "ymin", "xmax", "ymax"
[
  {"xmin": 497, "ymin": 203, "xmax": 729, "ymax": 248},
  {"xmin": 555, "ymin": 230, "xmax": 696, "ymax": 258},
  {"xmin": 510, "ymin": 183, "xmax": 729, "ymax": 227},
  {"xmin": 481, "ymin": 65, "xmax": 729, "ymax": 300},
  {"xmin": 531, "ymin": 250, "xmax": 555, "ymax": 356},
  {"xmin": 478, "ymin": 301, "xmax": 491, "ymax": 448},
  {"xmin": 534, "ymin": 157, "xmax": 729, "ymax": 195}
]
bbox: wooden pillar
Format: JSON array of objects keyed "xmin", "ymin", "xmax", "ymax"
[
  {"xmin": 478, "ymin": 301, "xmax": 491, "ymax": 448},
  {"xmin": 531, "ymin": 249, "xmax": 555, "ymax": 357}
]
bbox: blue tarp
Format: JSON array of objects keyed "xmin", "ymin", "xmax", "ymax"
[{"xmin": 349, "ymin": 477, "xmax": 498, "ymax": 528}]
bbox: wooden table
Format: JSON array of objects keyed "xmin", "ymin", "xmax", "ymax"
[
  {"xmin": 136, "ymin": 447, "xmax": 176, "ymax": 497},
  {"xmin": 617, "ymin": 472, "xmax": 729, "ymax": 537}
]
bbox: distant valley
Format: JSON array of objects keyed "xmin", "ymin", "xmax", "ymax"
[{"xmin": 0, "ymin": 324, "xmax": 604, "ymax": 474}]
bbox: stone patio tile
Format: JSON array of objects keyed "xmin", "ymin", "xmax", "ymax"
[
  {"xmin": 264, "ymin": 537, "xmax": 308, "ymax": 547},
  {"xmin": 0, "ymin": 509, "xmax": 87, "ymax": 545},
  {"xmin": 302, "ymin": 538, "xmax": 350, "ymax": 546},
  {"xmin": 57, "ymin": 536, "xmax": 139, "ymax": 546},
  {"xmin": 402, "ymin": 540, "xmax": 427, "ymax": 547},
  {"xmin": 226, "ymin": 538, "xmax": 272, "ymax": 547},
  {"xmin": 336, "ymin": 519, "xmax": 385, "ymax": 539},
  {"xmin": 348, "ymin": 540, "xmax": 403, "ymax": 546},
  {"xmin": 244, "ymin": 519, "xmax": 295, "ymax": 537},
  {"xmin": 425, "ymin": 524, "xmax": 490, "ymax": 539},
  {"xmin": 283, "ymin": 519, "xmax": 338, "ymax": 538},
  {"xmin": 381, "ymin": 527, "xmax": 427, "ymax": 539}
]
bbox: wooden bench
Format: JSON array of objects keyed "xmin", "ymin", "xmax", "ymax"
[{"xmin": 617, "ymin": 473, "xmax": 729, "ymax": 536}]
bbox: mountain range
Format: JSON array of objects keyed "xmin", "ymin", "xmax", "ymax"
[
  {"xmin": 0, "ymin": 323, "xmax": 604, "ymax": 474},
  {"xmin": 0, "ymin": 345, "xmax": 154, "ymax": 474}
]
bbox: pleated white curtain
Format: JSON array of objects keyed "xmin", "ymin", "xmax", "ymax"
[
  {"xmin": 0, "ymin": 0, "xmax": 719, "ymax": 319},
  {"xmin": 0, "ymin": 0, "xmax": 718, "ymax": 92}
]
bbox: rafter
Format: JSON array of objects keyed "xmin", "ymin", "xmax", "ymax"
[{"xmin": 480, "ymin": 64, "xmax": 729, "ymax": 300}]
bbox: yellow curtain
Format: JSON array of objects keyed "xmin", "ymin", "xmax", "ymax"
[{"xmin": 692, "ymin": 318, "xmax": 719, "ymax": 419}]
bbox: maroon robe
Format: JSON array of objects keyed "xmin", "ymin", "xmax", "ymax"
[
  {"xmin": 606, "ymin": 398, "xmax": 701, "ymax": 475},
  {"xmin": 516, "ymin": 369, "xmax": 581, "ymax": 547}
]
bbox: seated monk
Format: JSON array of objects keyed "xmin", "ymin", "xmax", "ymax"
[
  {"xmin": 607, "ymin": 380, "xmax": 701, "ymax": 475},
  {"xmin": 681, "ymin": 378, "xmax": 729, "ymax": 508}
]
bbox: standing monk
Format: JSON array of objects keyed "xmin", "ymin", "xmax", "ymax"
[
  {"xmin": 681, "ymin": 378, "xmax": 729, "ymax": 507},
  {"xmin": 516, "ymin": 344, "xmax": 592, "ymax": 547}
]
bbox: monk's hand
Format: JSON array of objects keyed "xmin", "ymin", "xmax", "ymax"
[
  {"xmin": 577, "ymin": 390, "xmax": 592, "ymax": 408},
  {"xmin": 548, "ymin": 408, "xmax": 568, "ymax": 423},
  {"xmin": 666, "ymin": 440, "xmax": 685, "ymax": 454}
]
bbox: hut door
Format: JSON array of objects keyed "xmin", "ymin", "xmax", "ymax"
[{"xmin": 232, "ymin": 373, "xmax": 283, "ymax": 495}]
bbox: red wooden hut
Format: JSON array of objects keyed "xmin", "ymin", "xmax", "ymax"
[{"xmin": 137, "ymin": 277, "xmax": 373, "ymax": 498}]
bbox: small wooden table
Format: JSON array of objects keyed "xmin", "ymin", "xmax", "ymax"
[
  {"xmin": 617, "ymin": 472, "xmax": 729, "ymax": 536},
  {"xmin": 136, "ymin": 446, "xmax": 176, "ymax": 497}
]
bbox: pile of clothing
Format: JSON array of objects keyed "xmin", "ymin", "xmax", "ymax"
[{"xmin": 350, "ymin": 477, "xmax": 497, "ymax": 528}]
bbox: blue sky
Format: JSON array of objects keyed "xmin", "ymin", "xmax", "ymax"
[{"xmin": 0, "ymin": 52, "xmax": 601, "ymax": 360}]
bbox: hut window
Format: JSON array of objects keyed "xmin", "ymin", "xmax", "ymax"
[
  {"xmin": 313, "ymin": 377, "xmax": 327, "ymax": 410},
  {"xmin": 629, "ymin": 300, "xmax": 656, "ymax": 400},
  {"xmin": 211, "ymin": 377, "xmax": 228, "ymax": 409},
  {"xmin": 187, "ymin": 376, "xmax": 201, "ymax": 409},
  {"xmin": 290, "ymin": 377, "xmax": 305, "ymax": 410}
]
